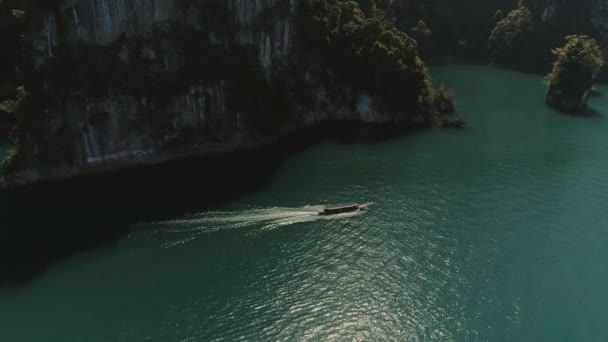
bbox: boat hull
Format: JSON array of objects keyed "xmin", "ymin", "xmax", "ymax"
[{"xmin": 318, "ymin": 204, "xmax": 369, "ymax": 215}]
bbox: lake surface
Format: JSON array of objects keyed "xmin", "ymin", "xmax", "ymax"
[{"xmin": 1, "ymin": 65, "xmax": 608, "ymax": 341}]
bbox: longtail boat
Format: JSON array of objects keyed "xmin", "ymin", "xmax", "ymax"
[{"xmin": 318, "ymin": 203, "xmax": 369, "ymax": 216}]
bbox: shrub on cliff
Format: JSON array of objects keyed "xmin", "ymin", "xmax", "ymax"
[
  {"xmin": 488, "ymin": 5, "xmax": 536, "ymax": 69},
  {"xmin": 299, "ymin": 0, "xmax": 436, "ymax": 114},
  {"xmin": 545, "ymin": 35, "xmax": 604, "ymax": 112}
]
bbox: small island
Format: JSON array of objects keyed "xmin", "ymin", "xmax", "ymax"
[
  {"xmin": 488, "ymin": 4, "xmax": 535, "ymax": 71},
  {"xmin": 545, "ymin": 35, "xmax": 605, "ymax": 113}
]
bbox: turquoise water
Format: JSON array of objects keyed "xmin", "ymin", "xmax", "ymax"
[{"xmin": 2, "ymin": 65, "xmax": 608, "ymax": 341}]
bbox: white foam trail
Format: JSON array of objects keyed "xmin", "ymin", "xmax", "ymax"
[
  {"xmin": 138, "ymin": 205, "xmax": 365, "ymax": 236},
  {"xmin": 258, "ymin": 210, "xmax": 363, "ymax": 231}
]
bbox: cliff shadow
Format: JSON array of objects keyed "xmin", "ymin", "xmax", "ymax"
[
  {"xmin": 555, "ymin": 106, "xmax": 603, "ymax": 119},
  {"xmin": 0, "ymin": 145, "xmax": 288, "ymax": 289},
  {"xmin": 0, "ymin": 121, "xmax": 425, "ymax": 288}
]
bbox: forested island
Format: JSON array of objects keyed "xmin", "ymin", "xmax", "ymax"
[
  {"xmin": 0, "ymin": 0, "xmax": 607, "ymax": 186},
  {"xmin": 545, "ymin": 35, "xmax": 604, "ymax": 111},
  {"xmin": 487, "ymin": 1, "xmax": 605, "ymax": 111}
]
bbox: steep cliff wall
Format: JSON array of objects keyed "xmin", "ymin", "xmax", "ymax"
[
  {"xmin": 591, "ymin": 0, "xmax": 608, "ymax": 46},
  {"xmin": 383, "ymin": 0, "xmax": 608, "ymax": 64},
  {"xmin": 43, "ymin": 0, "xmax": 293, "ymax": 66},
  {"xmin": 2, "ymin": 0, "xmax": 430, "ymax": 185}
]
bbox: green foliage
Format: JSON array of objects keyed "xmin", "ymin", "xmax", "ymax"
[
  {"xmin": 299, "ymin": 0, "xmax": 434, "ymax": 113},
  {"xmin": 3, "ymin": 0, "xmax": 463, "ymax": 172},
  {"xmin": 376, "ymin": 0, "xmax": 518, "ymax": 60},
  {"xmin": 374, "ymin": 0, "xmax": 598, "ymax": 63},
  {"xmin": 488, "ymin": 6, "xmax": 535, "ymax": 68},
  {"xmin": 545, "ymin": 35, "xmax": 604, "ymax": 99},
  {"xmin": 486, "ymin": 0, "xmax": 600, "ymax": 72}
]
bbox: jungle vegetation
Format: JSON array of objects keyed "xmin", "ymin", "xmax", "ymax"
[{"xmin": 545, "ymin": 35, "xmax": 604, "ymax": 111}]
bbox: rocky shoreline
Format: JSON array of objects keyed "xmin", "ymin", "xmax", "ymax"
[
  {"xmin": 0, "ymin": 118, "xmax": 431, "ymax": 190},
  {"xmin": 0, "ymin": 124, "xmax": 298, "ymax": 190},
  {"xmin": 545, "ymin": 90, "xmax": 590, "ymax": 113}
]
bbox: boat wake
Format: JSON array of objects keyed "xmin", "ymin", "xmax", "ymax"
[{"xmin": 138, "ymin": 205, "xmax": 365, "ymax": 236}]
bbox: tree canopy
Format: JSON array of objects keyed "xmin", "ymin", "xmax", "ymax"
[
  {"xmin": 300, "ymin": 0, "xmax": 437, "ymax": 113},
  {"xmin": 488, "ymin": 5, "xmax": 535, "ymax": 68},
  {"xmin": 545, "ymin": 35, "xmax": 604, "ymax": 101}
]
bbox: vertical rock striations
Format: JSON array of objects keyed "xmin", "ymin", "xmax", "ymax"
[{"xmin": 1, "ymin": 0, "xmax": 440, "ymax": 186}]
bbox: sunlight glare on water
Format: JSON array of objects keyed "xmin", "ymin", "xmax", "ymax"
[{"xmin": 1, "ymin": 66, "xmax": 608, "ymax": 341}]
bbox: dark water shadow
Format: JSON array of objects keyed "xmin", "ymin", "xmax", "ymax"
[
  {"xmin": 487, "ymin": 61, "xmax": 552, "ymax": 78},
  {"xmin": 556, "ymin": 106, "xmax": 603, "ymax": 119},
  {"xmin": 0, "ymin": 121, "xmax": 426, "ymax": 289},
  {"xmin": 588, "ymin": 88, "xmax": 603, "ymax": 98}
]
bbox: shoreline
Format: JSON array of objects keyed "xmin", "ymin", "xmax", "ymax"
[
  {"xmin": 0, "ymin": 120, "xmax": 429, "ymax": 192},
  {"xmin": 0, "ymin": 120, "xmax": 428, "ymax": 288}
]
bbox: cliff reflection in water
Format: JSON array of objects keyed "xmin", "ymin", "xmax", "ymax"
[
  {"xmin": 0, "ymin": 147, "xmax": 282, "ymax": 288},
  {"xmin": 0, "ymin": 123, "xmax": 411, "ymax": 288}
]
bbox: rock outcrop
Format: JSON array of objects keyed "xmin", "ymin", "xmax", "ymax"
[
  {"xmin": 1, "ymin": 0, "xmax": 430, "ymax": 187},
  {"xmin": 544, "ymin": 35, "xmax": 604, "ymax": 113},
  {"xmin": 545, "ymin": 89, "xmax": 591, "ymax": 113}
]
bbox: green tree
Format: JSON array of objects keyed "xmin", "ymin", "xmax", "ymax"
[
  {"xmin": 545, "ymin": 35, "xmax": 604, "ymax": 111},
  {"xmin": 299, "ymin": 0, "xmax": 437, "ymax": 113},
  {"xmin": 488, "ymin": 5, "xmax": 535, "ymax": 69}
]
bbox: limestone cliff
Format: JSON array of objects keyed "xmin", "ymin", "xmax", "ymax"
[
  {"xmin": 592, "ymin": 0, "xmax": 608, "ymax": 48},
  {"xmin": 2, "ymin": 0, "xmax": 431, "ymax": 186}
]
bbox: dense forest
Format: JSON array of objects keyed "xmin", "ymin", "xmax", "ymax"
[{"xmin": 0, "ymin": 0, "xmax": 606, "ymax": 177}]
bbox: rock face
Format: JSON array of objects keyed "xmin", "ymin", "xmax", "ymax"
[
  {"xmin": 591, "ymin": 0, "xmax": 608, "ymax": 58},
  {"xmin": 545, "ymin": 89, "xmax": 590, "ymax": 113},
  {"xmin": 6, "ymin": 0, "xmax": 425, "ymax": 184},
  {"xmin": 51, "ymin": 0, "xmax": 293, "ymax": 67}
]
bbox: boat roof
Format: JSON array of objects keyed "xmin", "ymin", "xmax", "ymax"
[{"xmin": 324, "ymin": 204, "xmax": 359, "ymax": 210}]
